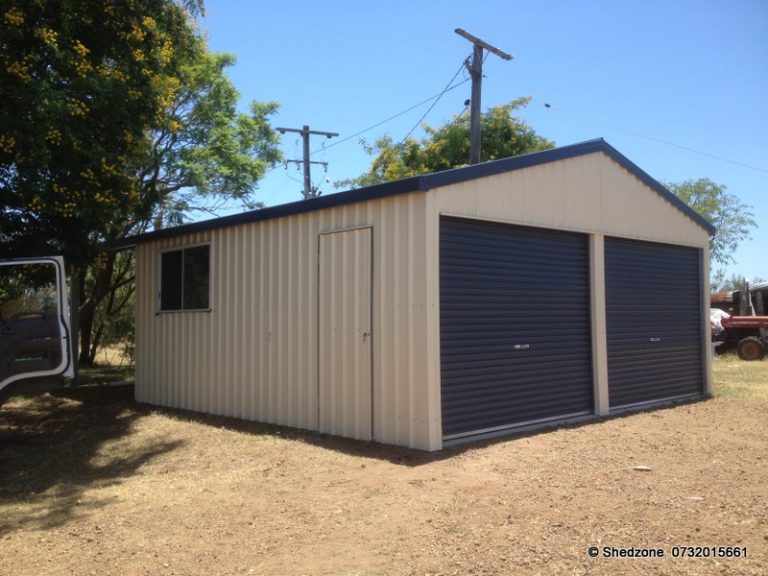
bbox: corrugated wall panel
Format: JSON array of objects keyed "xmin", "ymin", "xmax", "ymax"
[
  {"xmin": 439, "ymin": 217, "xmax": 593, "ymax": 439},
  {"xmin": 134, "ymin": 192, "xmax": 438, "ymax": 450},
  {"xmin": 605, "ymin": 238, "xmax": 704, "ymax": 407},
  {"xmin": 427, "ymin": 153, "xmax": 709, "ymax": 248}
]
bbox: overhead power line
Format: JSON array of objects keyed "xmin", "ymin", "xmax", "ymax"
[
  {"xmin": 310, "ymin": 78, "xmax": 470, "ymax": 155},
  {"xmin": 307, "ymin": 44, "xmax": 495, "ymax": 158},
  {"xmin": 398, "ymin": 59, "xmax": 468, "ymax": 145},
  {"xmin": 543, "ymin": 102, "xmax": 768, "ymax": 175}
]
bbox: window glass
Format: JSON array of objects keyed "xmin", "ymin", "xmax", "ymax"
[
  {"xmin": 160, "ymin": 250, "xmax": 183, "ymax": 310},
  {"xmin": 160, "ymin": 245, "xmax": 209, "ymax": 311},
  {"xmin": 183, "ymin": 245, "xmax": 210, "ymax": 310}
]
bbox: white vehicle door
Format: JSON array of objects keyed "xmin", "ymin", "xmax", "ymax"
[{"xmin": 0, "ymin": 257, "xmax": 73, "ymax": 396}]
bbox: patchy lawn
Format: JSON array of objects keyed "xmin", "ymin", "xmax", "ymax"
[
  {"xmin": 0, "ymin": 360, "xmax": 766, "ymax": 576},
  {"xmin": 713, "ymin": 351, "xmax": 768, "ymax": 404}
]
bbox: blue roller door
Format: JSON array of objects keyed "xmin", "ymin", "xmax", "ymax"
[
  {"xmin": 605, "ymin": 238, "xmax": 704, "ymax": 408},
  {"xmin": 440, "ymin": 217, "xmax": 593, "ymax": 439}
]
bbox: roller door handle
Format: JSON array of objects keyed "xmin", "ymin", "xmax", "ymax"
[
  {"xmin": 649, "ymin": 337, "xmax": 662, "ymax": 342},
  {"xmin": 513, "ymin": 344, "xmax": 531, "ymax": 350}
]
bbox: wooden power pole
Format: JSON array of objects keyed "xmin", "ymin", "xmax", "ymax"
[
  {"xmin": 276, "ymin": 125, "xmax": 338, "ymax": 199},
  {"xmin": 454, "ymin": 29, "xmax": 512, "ymax": 164}
]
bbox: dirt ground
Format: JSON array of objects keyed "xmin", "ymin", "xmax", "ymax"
[{"xmin": 1, "ymin": 361, "xmax": 766, "ymax": 576}]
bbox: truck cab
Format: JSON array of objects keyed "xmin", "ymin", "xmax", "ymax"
[{"xmin": 0, "ymin": 257, "xmax": 74, "ymax": 404}]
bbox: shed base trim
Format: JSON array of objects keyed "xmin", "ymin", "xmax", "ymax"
[
  {"xmin": 443, "ymin": 410, "xmax": 593, "ymax": 443},
  {"xmin": 609, "ymin": 392, "xmax": 704, "ymax": 414}
]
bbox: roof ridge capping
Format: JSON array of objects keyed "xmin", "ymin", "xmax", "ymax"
[{"xmin": 112, "ymin": 138, "xmax": 714, "ymax": 248}]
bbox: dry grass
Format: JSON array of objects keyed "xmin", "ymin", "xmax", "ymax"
[
  {"xmin": 77, "ymin": 345, "xmax": 135, "ymax": 386},
  {"xmin": 93, "ymin": 344, "xmax": 133, "ymax": 368},
  {"xmin": 0, "ymin": 359, "xmax": 766, "ymax": 575},
  {"xmin": 713, "ymin": 352, "xmax": 768, "ymax": 404}
]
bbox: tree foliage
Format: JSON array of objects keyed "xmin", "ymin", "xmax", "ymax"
[
  {"xmin": 0, "ymin": 1, "xmax": 280, "ymax": 256},
  {"xmin": 1, "ymin": 0, "xmax": 191, "ymax": 263},
  {"xmin": 666, "ymin": 178, "xmax": 757, "ymax": 269},
  {"xmin": 139, "ymin": 51, "xmax": 280, "ymax": 229},
  {"xmin": 337, "ymin": 97, "xmax": 554, "ymax": 189},
  {"xmin": 1, "ymin": 0, "xmax": 282, "ymax": 365}
]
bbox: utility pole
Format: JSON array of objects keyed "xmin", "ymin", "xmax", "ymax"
[
  {"xmin": 454, "ymin": 29, "xmax": 512, "ymax": 164},
  {"xmin": 276, "ymin": 125, "xmax": 339, "ymax": 199}
]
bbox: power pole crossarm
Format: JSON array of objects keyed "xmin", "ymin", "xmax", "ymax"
[
  {"xmin": 455, "ymin": 29, "xmax": 512, "ymax": 61},
  {"xmin": 454, "ymin": 29, "xmax": 512, "ymax": 165},
  {"xmin": 276, "ymin": 125, "xmax": 339, "ymax": 200}
]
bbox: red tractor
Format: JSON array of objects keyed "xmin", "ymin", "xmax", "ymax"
[
  {"xmin": 719, "ymin": 315, "xmax": 768, "ymax": 361},
  {"xmin": 711, "ymin": 280, "xmax": 768, "ymax": 361}
]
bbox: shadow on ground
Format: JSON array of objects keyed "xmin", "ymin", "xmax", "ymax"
[
  {"xmin": 0, "ymin": 385, "xmax": 182, "ymax": 535},
  {"xmin": 0, "ymin": 385, "xmax": 712, "ymax": 536},
  {"xmin": 153, "ymin": 392, "xmax": 711, "ymax": 467}
]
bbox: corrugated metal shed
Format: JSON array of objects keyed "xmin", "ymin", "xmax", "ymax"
[{"xmin": 119, "ymin": 139, "xmax": 713, "ymax": 451}]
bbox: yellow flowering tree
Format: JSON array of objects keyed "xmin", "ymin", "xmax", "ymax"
[
  {"xmin": 1, "ymin": 1, "xmax": 193, "ymax": 258},
  {"xmin": 1, "ymin": 0, "xmax": 281, "ymax": 366}
]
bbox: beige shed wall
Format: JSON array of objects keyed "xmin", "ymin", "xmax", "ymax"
[
  {"xmin": 135, "ymin": 191, "xmax": 441, "ymax": 450},
  {"xmin": 429, "ymin": 152, "xmax": 709, "ymax": 247}
]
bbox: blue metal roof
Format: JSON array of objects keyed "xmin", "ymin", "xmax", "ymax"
[{"xmin": 114, "ymin": 138, "xmax": 716, "ymax": 247}]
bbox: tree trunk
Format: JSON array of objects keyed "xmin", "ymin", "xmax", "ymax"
[{"xmin": 78, "ymin": 252, "xmax": 116, "ymax": 367}]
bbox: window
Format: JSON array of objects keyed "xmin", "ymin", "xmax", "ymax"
[
  {"xmin": 160, "ymin": 245, "xmax": 210, "ymax": 311},
  {"xmin": 1, "ymin": 261, "xmax": 59, "ymax": 321}
]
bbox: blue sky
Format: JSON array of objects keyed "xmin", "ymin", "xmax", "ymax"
[{"xmin": 200, "ymin": 0, "xmax": 767, "ymax": 281}]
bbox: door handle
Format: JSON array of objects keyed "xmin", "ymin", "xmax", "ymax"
[
  {"xmin": 362, "ymin": 331, "xmax": 371, "ymax": 343},
  {"xmin": 650, "ymin": 337, "xmax": 661, "ymax": 343}
]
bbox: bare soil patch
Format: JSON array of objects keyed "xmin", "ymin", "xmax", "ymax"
[{"xmin": 1, "ymin": 359, "xmax": 766, "ymax": 576}]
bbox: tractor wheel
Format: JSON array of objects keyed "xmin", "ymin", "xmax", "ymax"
[{"xmin": 737, "ymin": 337, "xmax": 766, "ymax": 361}]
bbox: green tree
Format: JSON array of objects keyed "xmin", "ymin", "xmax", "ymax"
[
  {"xmin": 337, "ymin": 97, "xmax": 554, "ymax": 188},
  {"xmin": 1, "ymin": 0, "xmax": 191, "ymax": 262},
  {"xmin": 83, "ymin": 250, "xmax": 136, "ymax": 365},
  {"xmin": 138, "ymin": 51, "xmax": 280, "ymax": 229},
  {"xmin": 0, "ymin": 0, "xmax": 281, "ymax": 366},
  {"xmin": 666, "ymin": 179, "xmax": 757, "ymax": 271}
]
